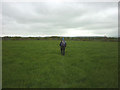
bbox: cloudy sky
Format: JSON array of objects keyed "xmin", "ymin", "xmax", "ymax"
[{"xmin": 2, "ymin": 2, "xmax": 118, "ymax": 37}]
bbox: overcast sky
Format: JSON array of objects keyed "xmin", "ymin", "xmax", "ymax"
[{"xmin": 2, "ymin": 2, "xmax": 118, "ymax": 37}]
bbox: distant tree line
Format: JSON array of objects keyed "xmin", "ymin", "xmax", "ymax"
[{"xmin": 2, "ymin": 36, "xmax": 118, "ymax": 42}]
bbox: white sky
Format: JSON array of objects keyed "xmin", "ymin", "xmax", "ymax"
[{"xmin": 1, "ymin": 1, "xmax": 118, "ymax": 37}]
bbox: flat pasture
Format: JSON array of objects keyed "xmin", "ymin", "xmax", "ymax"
[{"xmin": 2, "ymin": 40, "xmax": 118, "ymax": 88}]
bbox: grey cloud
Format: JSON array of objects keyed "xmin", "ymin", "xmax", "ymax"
[{"xmin": 2, "ymin": 2, "xmax": 118, "ymax": 37}]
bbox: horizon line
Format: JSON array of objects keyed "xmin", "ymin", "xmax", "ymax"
[{"xmin": 1, "ymin": 35, "xmax": 119, "ymax": 38}]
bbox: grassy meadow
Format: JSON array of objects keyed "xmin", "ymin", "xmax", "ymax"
[{"xmin": 2, "ymin": 40, "xmax": 118, "ymax": 88}]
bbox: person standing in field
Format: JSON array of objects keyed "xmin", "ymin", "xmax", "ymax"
[{"xmin": 60, "ymin": 38, "xmax": 66, "ymax": 56}]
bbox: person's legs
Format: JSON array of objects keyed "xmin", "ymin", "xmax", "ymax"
[
  {"xmin": 63, "ymin": 50, "xmax": 65, "ymax": 55},
  {"xmin": 63, "ymin": 47, "xmax": 65, "ymax": 55},
  {"xmin": 61, "ymin": 47, "xmax": 62, "ymax": 54},
  {"xmin": 61, "ymin": 47, "xmax": 66, "ymax": 55},
  {"xmin": 62, "ymin": 48, "xmax": 64, "ymax": 55},
  {"xmin": 64, "ymin": 48, "xmax": 65, "ymax": 55}
]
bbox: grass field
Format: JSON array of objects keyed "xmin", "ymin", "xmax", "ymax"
[{"xmin": 2, "ymin": 40, "xmax": 118, "ymax": 88}]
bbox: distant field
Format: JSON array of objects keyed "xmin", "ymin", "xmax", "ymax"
[{"xmin": 2, "ymin": 40, "xmax": 118, "ymax": 88}]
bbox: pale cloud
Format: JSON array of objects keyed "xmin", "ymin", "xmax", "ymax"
[{"xmin": 2, "ymin": 2, "xmax": 118, "ymax": 37}]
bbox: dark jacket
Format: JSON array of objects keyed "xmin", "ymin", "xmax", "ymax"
[{"xmin": 60, "ymin": 40, "xmax": 66, "ymax": 47}]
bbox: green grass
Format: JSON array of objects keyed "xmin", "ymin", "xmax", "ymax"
[{"xmin": 2, "ymin": 40, "xmax": 118, "ymax": 88}]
